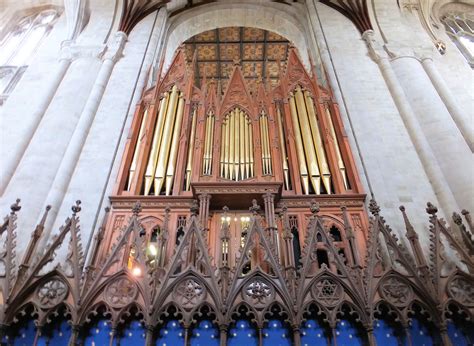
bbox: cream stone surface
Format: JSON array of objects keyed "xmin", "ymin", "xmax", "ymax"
[{"xmin": 0, "ymin": 0, "xmax": 472, "ymax": 259}]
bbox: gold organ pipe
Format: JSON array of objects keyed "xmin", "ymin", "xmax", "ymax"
[
  {"xmin": 289, "ymin": 93, "xmax": 310, "ymax": 195},
  {"xmin": 165, "ymin": 93, "xmax": 185, "ymax": 196},
  {"xmin": 239, "ymin": 110, "xmax": 245, "ymax": 180},
  {"xmin": 224, "ymin": 115, "xmax": 230, "ymax": 179},
  {"xmin": 208, "ymin": 115, "xmax": 215, "ymax": 175},
  {"xmin": 220, "ymin": 121, "xmax": 226, "ymax": 177},
  {"xmin": 154, "ymin": 85, "xmax": 179, "ymax": 195},
  {"xmin": 144, "ymin": 92, "xmax": 169, "ymax": 195},
  {"xmin": 185, "ymin": 107, "xmax": 197, "ymax": 191},
  {"xmin": 229, "ymin": 110, "xmax": 235, "ymax": 180},
  {"xmin": 249, "ymin": 118, "xmax": 254, "ymax": 177},
  {"xmin": 276, "ymin": 106, "xmax": 290, "ymax": 190},
  {"xmin": 234, "ymin": 109, "xmax": 240, "ymax": 181},
  {"xmin": 203, "ymin": 112, "xmax": 212, "ymax": 175},
  {"xmin": 325, "ymin": 104, "xmax": 348, "ymax": 189},
  {"xmin": 294, "ymin": 86, "xmax": 321, "ymax": 195},
  {"xmin": 263, "ymin": 113, "xmax": 272, "ymax": 174},
  {"xmin": 259, "ymin": 114, "xmax": 266, "ymax": 174},
  {"xmin": 128, "ymin": 107, "xmax": 149, "ymax": 190},
  {"xmin": 244, "ymin": 115, "xmax": 250, "ymax": 179},
  {"xmin": 206, "ymin": 113, "xmax": 213, "ymax": 175},
  {"xmin": 304, "ymin": 91, "xmax": 331, "ymax": 194}
]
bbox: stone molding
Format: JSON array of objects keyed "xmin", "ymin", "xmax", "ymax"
[
  {"xmin": 59, "ymin": 32, "xmax": 127, "ymax": 63},
  {"xmin": 59, "ymin": 40, "xmax": 106, "ymax": 62}
]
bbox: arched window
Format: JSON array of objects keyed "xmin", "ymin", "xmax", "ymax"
[
  {"xmin": 442, "ymin": 11, "xmax": 474, "ymax": 67},
  {"xmin": 0, "ymin": 7, "xmax": 60, "ymax": 105}
]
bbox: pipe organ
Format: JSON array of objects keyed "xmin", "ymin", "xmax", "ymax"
[{"xmin": 111, "ymin": 41, "xmax": 366, "ymax": 277}]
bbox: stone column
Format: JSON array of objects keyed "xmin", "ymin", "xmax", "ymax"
[
  {"xmin": 37, "ymin": 32, "xmax": 127, "ymax": 244},
  {"xmin": 0, "ymin": 54, "xmax": 71, "ymax": 195},
  {"xmin": 362, "ymin": 30, "xmax": 460, "ymax": 217},
  {"xmin": 420, "ymin": 56, "xmax": 473, "ymax": 151},
  {"xmin": 0, "ymin": 0, "xmax": 89, "ymax": 195}
]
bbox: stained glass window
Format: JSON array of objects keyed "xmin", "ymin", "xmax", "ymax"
[
  {"xmin": 0, "ymin": 8, "xmax": 59, "ymax": 105},
  {"xmin": 442, "ymin": 12, "xmax": 474, "ymax": 67}
]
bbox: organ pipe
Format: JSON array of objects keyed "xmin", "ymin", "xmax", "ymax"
[
  {"xmin": 144, "ymin": 91, "xmax": 169, "ymax": 195},
  {"xmin": 234, "ymin": 109, "xmax": 240, "ymax": 180},
  {"xmin": 289, "ymin": 92, "xmax": 309, "ymax": 195},
  {"xmin": 128, "ymin": 107, "xmax": 149, "ymax": 190},
  {"xmin": 154, "ymin": 85, "xmax": 180, "ymax": 195},
  {"xmin": 229, "ymin": 110, "xmax": 235, "ymax": 180},
  {"xmin": 202, "ymin": 111, "xmax": 214, "ymax": 175},
  {"xmin": 165, "ymin": 93, "xmax": 185, "ymax": 195},
  {"xmin": 304, "ymin": 91, "xmax": 331, "ymax": 194},
  {"xmin": 276, "ymin": 106, "xmax": 290, "ymax": 190},
  {"xmin": 203, "ymin": 112, "xmax": 210, "ymax": 175},
  {"xmin": 224, "ymin": 113, "xmax": 230, "ymax": 179},
  {"xmin": 185, "ymin": 107, "xmax": 197, "ymax": 191},
  {"xmin": 324, "ymin": 104, "xmax": 348, "ymax": 189},
  {"xmin": 294, "ymin": 86, "xmax": 321, "ymax": 194},
  {"xmin": 239, "ymin": 110, "xmax": 245, "ymax": 179},
  {"xmin": 221, "ymin": 108, "xmax": 254, "ymax": 181},
  {"xmin": 220, "ymin": 120, "xmax": 226, "ymax": 177},
  {"xmin": 260, "ymin": 110, "xmax": 272, "ymax": 175},
  {"xmin": 249, "ymin": 118, "xmax": 254, "ymax": 177},
  {"xmin": 244, "ymin": 114, "xmax": 250, "ymax": 178}
]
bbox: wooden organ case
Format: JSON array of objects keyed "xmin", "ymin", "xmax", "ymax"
[{"xmin": 103, "ymin": 40, "xmax": 369, "ymax": 272}]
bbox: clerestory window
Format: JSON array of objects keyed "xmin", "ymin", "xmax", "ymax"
[
  {"xmin": 442, "ymin": 12, "xmax": 474, "ymax": 67},
  {"xmin": 0, "ymin": 8, "xmax": 60, "ymax": 105}
]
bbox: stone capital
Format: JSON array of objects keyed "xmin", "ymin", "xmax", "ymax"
[
  {"xmin": 361, "ymin": 30, "xmax": 388, "ymax": 63},
  {"xmin": 103, "ymin": 31, "xmax": 128, "ymax": 63},
  {"xmin": 59, "ymin": 40, "xmax": 106, "ymax": 62}
]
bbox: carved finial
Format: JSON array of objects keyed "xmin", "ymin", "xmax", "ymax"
[
  {"xmin": 46, "ymin": 205, "xmax": 52, "ymax": 212},
  {"xmin": 426, "ymin": 202, "xmax": 438, "ymax": 215},
  {"xmin": 223, "ymin": 206, "xmax": 229, "ymax": 213},
  {"xmin": 233, "ymin": 58, "xmax": 241, "ymax": 66},
  {"xmin": 10, "ymin": 198, "xmax": 21, "ymax": 214},
  {"xmin": 249, "ymin": 199, "xmax": 261, "ymax": 215},
  {"xmin": 72, "ymin": 200, "xmax": 82, "ymax": 215},
  {"xmin": 452, "ymin": 212, "xmax": 463, "ymax": 225},
  {"xmin": 310, "ymin": 200, "xmax": 320, "ymax": 215},
  {"xmin": 368, "ymin": 199, "xmax": 380, "ymax": 216},
  {"xmin": 190, "ymin": 199, "xmax": 199, "ymax": 216},
  {"xmin": 400, "ymin": 205, "xmax": 417, "ymax": 238},
  {"xmin": 132, "ymin": 201, "xmax": 142, "ymax": 215},
  {"xmin": 104, "ymin": 206, "xmax": 111, "ymax": 213},
  {"xmin": 165, "ymin": 205, "xmax": 171, "ymax": 214}
]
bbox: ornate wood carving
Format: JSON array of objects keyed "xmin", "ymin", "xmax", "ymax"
[{"xmin": 0, "ymin": 198, "xmax": 471, "ymax": 344}]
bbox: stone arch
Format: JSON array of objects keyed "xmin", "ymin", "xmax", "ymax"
[{"xmin": 161, "ymin": 2, "xmax": 312, "ymax": 72}]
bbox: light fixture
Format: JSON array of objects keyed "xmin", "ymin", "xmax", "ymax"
[
  {"xmin": 148, "ymin": 243, "xmax": 158, "ymax": 256},
  {"xmin": 132, "ymin": 266, "xmax": 142, "ymax": 276}
]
